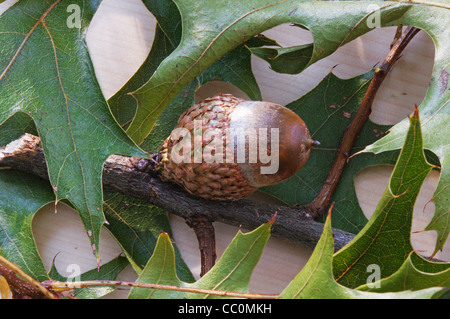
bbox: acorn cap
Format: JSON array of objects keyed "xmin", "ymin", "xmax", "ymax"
[{"xmin": 158, "ymin": 94, "xmax": 316, "ymax": 200}]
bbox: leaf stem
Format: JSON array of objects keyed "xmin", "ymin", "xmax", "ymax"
[
  {"xmin": 395, "ymin": 0, "xmax": 450, "ymax": 10},
  {"xmin": 0, "ymin": 255, "xmax": 58, "ymax": 299},
  {"xmin": 304, "ymin": 26, "xmax": 420, "ymax": 219},
  {"xmin": 43, "ymin": 279, "xmax": 279, "ymax": 299}
]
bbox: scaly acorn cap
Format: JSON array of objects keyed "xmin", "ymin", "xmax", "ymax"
[{"xmin": 158, "ymin": 94, "xmax": 317, "ymax": 201}]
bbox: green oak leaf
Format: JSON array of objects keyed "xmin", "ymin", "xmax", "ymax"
[
  {"xmin": 48, "ymin": 255, "xmax": 129, "ymax": 299},
  {"xmin": 102, "ymin": 190, "xmax": 194, "ymax": 283},
  {"xmin": 139, "ymin": 79, "xmax": 198, "ymax": 153},
  {"xmin": 108, "ymin": 0, "xmax": 182, "ymax": 129},
  {"xmin": 128, "ymin": 216, "xmax": 274, "ymax": 299},
  {"xmin": 108, "ymin": 0, "xmax": 263, "ymax": 136},
  {"xmin": 0, "ymin": 1, "xmax": 192, "ymax": 281},
  {"xmin": 248, "ymin": 43, "xmax": 313, "ymax": 75},
  {"xmin": 356, "ymin": 252, "xmax": 449, "ymax": 293},
  {"xmin": 280, "ymin": 209, "xmax": 446, "ymax": 299},
  {"xmin": 333, "ymin": 108, "xmax": 438, "ymax": 288},
  {"xmin": 196, "ymin": 35, "xmax": 267, "ymax": 102},
  {"xmin": 127, "ymin": 233, "xmax": 186, "ymax": 299},
  {"xmin": 0, "ymin": 0, "xmax": 146, "ymax": 258},
  {"xmin": 0, "ymin": 130, "xmax": 194, "ymax": 286},
  {"xmin": 0, "ymin": 170, "xmax": 55, "ymax": 282},
  {"xmin": 0, "ymin": 112, "xmax": 37, "ymax": 147},
  {"xmin": 362, "ymin": 2, "xmax": 450, "ymax": 255},
  {"xmin": 191, "ymin": 216, "xmax": 273, "ymax": 299},
  {"xmin": 124, "ymin": 0, "xmax": 414, "ymax": 144}
]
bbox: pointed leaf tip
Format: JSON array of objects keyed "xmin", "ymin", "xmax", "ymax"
[
  {"xmin": 268, "ymin": 212, "xmax": 277, "ymax": 225},
  {"xmin": 157, "ymin": 232, "xmax": 171, "ymax": 242},
  {"xmin": 327, "ymin": 202, "xmax": 335, "ymax": 219},
  {"xmin": 409, "ymin": 104, "xmax": 420, "ymax": 119}
]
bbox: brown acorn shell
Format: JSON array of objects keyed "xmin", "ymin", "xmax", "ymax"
[
  {"xmin": 158, "ymin": 94, "xmax": 257, "ymax": 201},
  {"xmin": 229, "ymin": 101, "xmax": 312, "ymax": 187}
]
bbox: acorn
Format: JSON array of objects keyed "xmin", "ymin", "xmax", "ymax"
[{"xmin": 157, "ymin": 93, "xmax": 318, "ymax": 201}]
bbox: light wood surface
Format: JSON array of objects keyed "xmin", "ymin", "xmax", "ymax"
[{"xmin": 1, "ymin": 0, "xmax": 448, "ymax": 298}]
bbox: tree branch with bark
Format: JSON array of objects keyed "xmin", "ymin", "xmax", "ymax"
[{"xmin": 0, "ymin": 133, "xmax": 355, "ymax": 252}]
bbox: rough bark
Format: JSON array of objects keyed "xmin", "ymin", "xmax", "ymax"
[{"xmin": 0, "ymin": 133, "xmax": 355, "ymax": 252}]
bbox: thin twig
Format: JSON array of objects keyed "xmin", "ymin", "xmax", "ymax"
[
  {"xmin": 304, "ymin": 26, "xmax": 420, "ymax": 219},
  {"xmin": 42, "ymin": 279, "xmax": 279, "ymax": 299},
  {"xmin": 391, "ymin": 25, "xmax": 403, "ymax": 49},
  {"xmin": 395, "ymin": 0, "xmax": 450, "ymax": 10}
]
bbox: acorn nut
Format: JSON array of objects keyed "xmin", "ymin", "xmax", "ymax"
[{"xmin": 157, "ymin": 93, "xmax": 318, "ymax": 201}]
